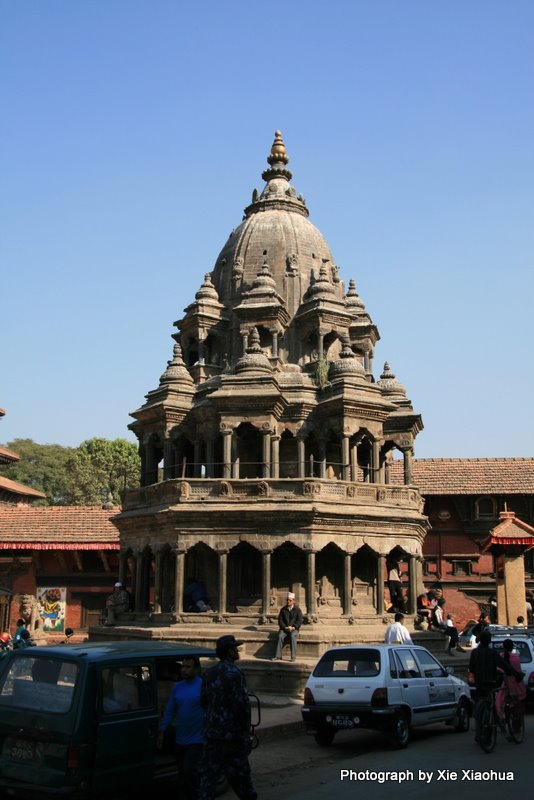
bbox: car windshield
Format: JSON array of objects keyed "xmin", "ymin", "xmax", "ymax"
[
  {"xmin": 491, "ymin": 640, "xmax": 532, "ymax": 664},
  {"xmin": 0, "ymin": 656, "xmax": 79, "ymax": 714},
  {"xmin": 313, "ymin": 648, "xmax": 381, "ymax": 678}
]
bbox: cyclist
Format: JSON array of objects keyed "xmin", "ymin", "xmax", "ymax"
[
  {"xmin": 468, "ymin": 630, "xmax": 523, "ymax": 699},
  {"xmin": 495, "ymin": 638, "xmax": 526, "ymax": 721}
]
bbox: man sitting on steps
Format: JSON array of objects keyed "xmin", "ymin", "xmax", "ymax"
[{"xmin": 272, "ymin": 592, "xmax": 303, "ymax": 662}]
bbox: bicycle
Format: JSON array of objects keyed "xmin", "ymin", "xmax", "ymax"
[
  {"xmin": 502, "ymin": 691, "xmax": 525, "ymax": 744},
  {"xmin": 474, "ymin": 686, "xmax": 499, "ymax": 753},
  {"xmin": 474, "ymin": 684, "xmax": 525, "ymax": 752}
]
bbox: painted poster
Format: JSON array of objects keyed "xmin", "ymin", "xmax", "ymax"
[{"xmin": 37, "ymin": 587, "xmax": 66, "ymax": 632}]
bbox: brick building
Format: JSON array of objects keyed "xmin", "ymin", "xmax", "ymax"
[
  {"xmin": 390, "ymin": 458, "xmax": 534, "ymax": 626},
  {"xmin": 0, "ymin": 504, "xmax": 120, "ymax": 636}
]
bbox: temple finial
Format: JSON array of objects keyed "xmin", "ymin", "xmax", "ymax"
[
  {"xmin": 262, "ymin": 130, "xmax": 292, "ymax": 182},
  {"xmin": 267, "ymin": 131, "xmax": 289, "ymax": 166}
]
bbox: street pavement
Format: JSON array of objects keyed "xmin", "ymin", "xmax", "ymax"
[{"xmin": 249, "ymin": 699, "xmax": 532, "ymax": 800}]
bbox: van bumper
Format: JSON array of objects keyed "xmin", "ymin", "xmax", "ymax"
[{"xmin": 0, "ymin": 778, "xmax": 89, "ymax": 799}]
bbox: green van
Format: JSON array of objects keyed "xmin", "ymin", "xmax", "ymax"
[{"xmin": 0, "ymin": 641, "xmax": 216, "ymax": 798}]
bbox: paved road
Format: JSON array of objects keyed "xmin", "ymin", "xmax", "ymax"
[{"xmin": 249, "ymin": 712, "xmax": 532, "ymax": 800}]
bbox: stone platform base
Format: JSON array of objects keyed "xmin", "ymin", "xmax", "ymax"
[{"xmin": 88, "ymin": 617, "xmax": 469, "ymax": 696}]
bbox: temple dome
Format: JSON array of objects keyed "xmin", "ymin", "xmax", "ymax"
[{"xmin": 211, "ymin": 132, "xmax": 337, "ymax": 313}]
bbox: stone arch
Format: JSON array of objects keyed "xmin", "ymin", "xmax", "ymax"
[
  {"xmin": 184, "ymin": 543, "xmax": 218, "ymax": 611},
  {"xmin": 351, "ymin": 544, "xmax": 378, "ymax": 612},
  {"xmin": 256, "ymin": 325, "xmax": 272, "ymax": 356},
  {"xmin": 271, "ymin": 542, "xmax": 306, "ymax": 610},
  {"xmin": 350, "ymin": 430, "xmax": 373, "ymax": 482},
  {"xmin": 184, "ymin": 335, "xmax": 199, "ymax": 367},
  {"xmin": 159, "ymin": 544, "xmax": 176, "ymax": 613},
  {"xmin": 171, "ymin": 433, "xmax": 195, "ymax": 479},
  {"xmin": 279, "ymin": 429, "xmax": 298, "ymax": 478},
  {"xmin": 304, "ymin": 431, "xmax": 321, "ymax": 477},
  {"xmin": 142, "ymin": 433, "xmax": 164, "ymax": 486},
  {"xmin": 316, "ymin": 542, "xmax": 344, "ymax": 617},
  {"xmin": 324, "ymin": 431, "xmax": 342, "ymax": 479},
  {"xmin": 323, "ymin": 331, "xmax": 343, "ymax": 362},
  {"xmin": 138, "ymin": 545, "xmax": 154, "ymax": 612},
  {"xmin": 228, "ymin": 541, "xmax": 262, "ymax": 611},
  {"xmin": 235, "ymin": 422, "xmax": 262, "ymax": 478}
]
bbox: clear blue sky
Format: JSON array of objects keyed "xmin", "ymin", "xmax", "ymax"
[{"xmin": 2, "ymin": 1, "xmax": 533, "ymax": 458}]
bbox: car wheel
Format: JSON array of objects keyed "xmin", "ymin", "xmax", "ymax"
[
  {"xmin": 388, "ymin": 712, "xmax": 410, "ymax": 748},
  {"xmin": 454, "ymin": 699, "xmax": 470, "ymax": 733},
  {"xmin": 314, "ymin": 728, "xmax": 336, "ymax": 747}
]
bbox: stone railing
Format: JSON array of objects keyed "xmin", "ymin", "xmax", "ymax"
[{"xmin": 123, "ymin": 477, "xmax": 422, "ymax": 512}]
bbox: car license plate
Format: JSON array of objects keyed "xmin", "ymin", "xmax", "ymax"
[
  {"xmin": 5, "ymin": 738, "xmax": 36, "ymax": 761},
  {"xmin": 332, "ymin": 715, "xmax": 358, "ymax": 728}
]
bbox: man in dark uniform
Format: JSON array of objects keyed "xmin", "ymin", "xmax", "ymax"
[
  {"xmin": 272, "ymin": 591, "xmax": 303, "ymax": 661},
  {"xmin": 198, "ymin": 635, "xmax": 256, "ymax": 800}
]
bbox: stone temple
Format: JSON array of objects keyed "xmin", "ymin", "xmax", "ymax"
[{"xmin": 113, "ymin": 132, "xmax": 428, "ymax": 657}]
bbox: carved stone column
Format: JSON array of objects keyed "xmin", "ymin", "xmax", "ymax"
[
  {"xmin": 218, "ymin": 551, "xmax": 228, "ymax": 614},
  {"xmin": 193, "ymin": 439, "xmax": 201, "ymax": 478},
  {"xmin": 372, "ymin": 440, "xmax": 381, "ymax": 484},
  {"xmin": 318, "ymin": 330, "xmax": 324, "ymax": 360},
  {"xmin": 403, "ymin": 447, "xmax": 413, "ymax": 485},
  {"xmin": 261, "ymin": 551, "xmax": 272, "ymax": 616},
  {"xmin": 222, "ymin": 428, "xmax": 232, "ymax": 479},
  {"xmin": 376, "ymin": 554, "xmax": 385, "ymax": 615},
  {"xmin": 118, "ymin": 552, "xmax": 128, "ymax": 586},
  {"xmin": 271, "ymin": 330, "xmax": 279, "ymax": 359},
  {"xmin": 306, "ymin": 550, "xmax": 316, "ymax": 617},
  {"xmin": 153, "ymin": 549, "xmax": 163, "ymax": 613},
  {"xmin": 163, "ymin": 439, "xmax": 174, "ymax": 481},
  {"xmin": 206, "ymin": 437, "xmax": 214, "ymax": 478},
  {"xmin": 231, "ymin": 435, "xmax": 239, "ymax": 479},
  {"xmin": 297, "ymin": 437, "xmax": 306, "ymax": 479},
  {"xmin": 351, "ymin": 443, "xmax": 358, "ymax": 482},
  {"xmin": 135, "ymin": 551, "xmax": 144, "ymax": 611},
  {"xmin": 342, "ymin": 436, "xmax": 350, "ymax": 481},
  {"xmin": 343, "ymin": 552, "xmax": 352, "ymax": 616},
  {"xmin": 262, "ymin": 428, "xmax": 271, "ymax": 478},
  {"xmin": 408, "ymin": 554, "xmax": 418, "ymax": 614},
  {"xmin": 319, "ymin": 438, "xmax": 326, "ymax": 478},
  {"xmin": 271, "ymin": 435, "xmax": 280, "ymax": 479},
  {"xmin": 173, "ymin": 547, "xmax": 185, "ymax": 614}
]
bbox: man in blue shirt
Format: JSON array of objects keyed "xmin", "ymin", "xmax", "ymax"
[{"xmin": 157, "ymin": 656, "xmax": 204, "ymax": 800}]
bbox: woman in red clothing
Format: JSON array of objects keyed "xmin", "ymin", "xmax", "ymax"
[{"xmin": 495, "ymin": 638, "xmax": 526, "ymax": 720}]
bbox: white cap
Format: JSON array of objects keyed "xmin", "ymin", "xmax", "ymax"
[
  {"xmin": 287, "ymin": 592, "xmax": 295, "ymax": 600},
  {"xmin": 114, "ymin": 582, "xmax": 123, "ymax": 588}
]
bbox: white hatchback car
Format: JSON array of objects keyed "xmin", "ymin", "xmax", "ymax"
[{"xmin": 302, "ymin": 644, "xmax": 472, "ymax": 748}]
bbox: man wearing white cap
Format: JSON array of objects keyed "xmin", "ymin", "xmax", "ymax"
[
  {"xmin": 272, "ymin": 592, "xmax": 303, "ymax": 661},
  {"xmin": 105, "ymin": 582, "xmax": 130, "ymax": 625}
]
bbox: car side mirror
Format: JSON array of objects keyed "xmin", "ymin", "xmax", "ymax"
[{"xmin": 446, "ymin": 666, "xmax": 454, "ymax": 675}]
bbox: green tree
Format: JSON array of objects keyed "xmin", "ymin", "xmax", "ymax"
[
  {"xmin": 65, "ymin": 437, "xmax": 141, "ymax": 505},
  {"xmin": 0, "ymin": 439, "xmax": 74, "ymax": 504}
]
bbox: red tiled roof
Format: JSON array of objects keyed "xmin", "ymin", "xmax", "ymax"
[
  {"xmin": 0, "ymin": 446, "xmax": 20, "ymax": 464},
  {"xmin": 389, "ymin": 458, "xmax": 534, "ymax": 495},
  {"xmin": 0, "ymin": 476, "xmax": 46, "ymax": 499},
  {"xmin": 0, "ymin": 505, "xmax": 120, "ymax": 549}
]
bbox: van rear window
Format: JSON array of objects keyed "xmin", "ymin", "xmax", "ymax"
[
  {"xmin": 0, "ymin": 656, "xmax": 78, "ymax": 714},
  {"xmin": 313, "ymin": 649, "xmax": 381, "ymax": 678}
]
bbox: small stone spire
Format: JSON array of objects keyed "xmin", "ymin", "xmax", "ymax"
[
  {"xmin": 377, "ymin": 362, "xmax": 408, "ymax": 404},
  {"xmin": 195, "ymin": 273, "xmax": 219, "ymax": 301},
  {"xmin": 262, "ymin": 130, "xmax": 292, "ymax": 182},
  {"xmin": 159, "ymin": 342, "xmax": 194, "ymax": 386}
]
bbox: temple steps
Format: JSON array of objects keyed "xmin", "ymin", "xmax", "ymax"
[{"xmin": 89, "ymin": 619, "xmax": 468, "ymax": 696}]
